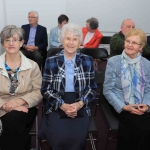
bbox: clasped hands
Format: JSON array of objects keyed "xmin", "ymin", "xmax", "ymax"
[
  {"xmin": 123, "ymin": 104, "xmax": 149, "ymax": 115},
  {"xmin": 25, "ymin": 45, "xmax": 38, "ymax": 52},
  {"xmin": 60, "ymin": 102, "xmax": 81, "ymax": 118},
  {"xmin": 1, "ymin": 99, "xmax": 28, "ymax": 113}
]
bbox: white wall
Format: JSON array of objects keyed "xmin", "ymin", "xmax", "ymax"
[{"xmin": 0, "ymin": 0, "xmax": 150, "ymax": 53}]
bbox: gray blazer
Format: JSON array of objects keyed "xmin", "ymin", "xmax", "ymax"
[
  {"xmin": 49, "ymin": 26, "xmax": 61, "ymax": 48},
  {"xmin": 103, "ymin": 55, "xmax": 150, "ymax": 113}
]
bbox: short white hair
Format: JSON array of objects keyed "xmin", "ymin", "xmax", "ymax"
[
  {"xmin": 28, "ymin": 11, "xmax": 39, "ymax": 18},
  {"xmin": 60, "ymin": 23, "xmax": 82, "ymax": 44}
]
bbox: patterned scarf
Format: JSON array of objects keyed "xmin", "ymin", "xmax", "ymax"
[
  {"xmin": 5, "ymin": 62, "xmax": 19, "ymax": 95},
  {"xmin": 121, "ymin": 50, "xmax": 145, "ymax": 104}
]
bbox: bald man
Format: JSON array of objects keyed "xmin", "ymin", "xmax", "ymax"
[{"xmin": 110, "ymin": 19, "xmax": 150, "ymax": 60}]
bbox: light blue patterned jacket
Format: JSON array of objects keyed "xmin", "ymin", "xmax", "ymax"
[{"xmin": 103, "ymin": 55, "xmax": 150, "ymax": 113}]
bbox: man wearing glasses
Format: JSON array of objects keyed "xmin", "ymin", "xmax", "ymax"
[
  {"xmin": 110, "ymin": 19, "xmax": 150, "ymax": 60},
  {"xmin": 21, "ymin": 11, "xmax": 48, "ymax": 68}
]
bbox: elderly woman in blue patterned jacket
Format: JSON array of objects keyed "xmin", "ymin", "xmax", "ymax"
[
  {"xmin": 103, "ymin": 28, "xmax": 150, "ymax": 150},
  {"xmin": 0, "ymin": 25, "xmax": 42, "ymax": 150},
  {"xmin": 39, "ymin": 23, "xmax": 97, "ymax": 150}
]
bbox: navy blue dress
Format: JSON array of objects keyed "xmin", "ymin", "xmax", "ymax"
[{"xmin": 39, "ymin": 92, "xmax": 89, "ymax": 150}]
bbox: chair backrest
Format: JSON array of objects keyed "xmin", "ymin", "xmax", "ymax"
[
  {"xmin": 100, "ymin": 36, "xmax": 111, "ymax": 44},
  {"xmin": 80, "ymin": 48, "xmax": 108, "ymax": 60},
  {"xmin": 80, "ymin": 48, "xmax": 108, "ymax": 84},
  {"xmin": 94, "ymin": 68, "xmax": 106, "ymax": 85},
  {"xmin": 47, "ymin": 48, "xmax": 63, "ymax": 58}
]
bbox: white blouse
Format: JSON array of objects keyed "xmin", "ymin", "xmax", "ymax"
[{"xmin": 83, "ymin": 32, "xmax": 94, "ymax": 45}]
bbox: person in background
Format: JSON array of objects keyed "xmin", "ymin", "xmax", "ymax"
[
  {"xmin": 110, "ymin": 19, "xmax": 150, "ymax": 60},
  {"xmin": 147, "ymin": 35, "xmax": 150, "ymax": 47},
  {"xmin": 39, "ymin": 23, "xmax": 97, "ymax": 150},
  {"xmin": 49, "ymin": 14, "xmax": 69, "ymax": 48},
  {"xmin": 0, "ymin": 25, "xmax": 42, "ymax": 150},
  {"xmin": 104, "ymin": 28, "xmax": 150, "ymax": 150},
  {"xmin": 21, "ymin": 11, "xmax": 48, "ymax": 68},
  {"xmin": 82, "ymin": 17, "xmax": 103, "ymax": 48}
]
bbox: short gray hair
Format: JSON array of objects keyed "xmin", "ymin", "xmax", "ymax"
[
  {"xmin": 86, "ymin": 17, "xmax": 99, "ymax": 30},
  {"xmin": 121, "ymin": 19, "xmax": 133, "ymax": 27},
  {"xmin": 60, "ymin": 23, "xmax": 82, "ymax": 44},
  {"xmin": 28, "ymin": 11, "xmax": 39, "ymax": 18},
  {"xmin": 0, "ymin": 25, "xmax": 24, "ymax": 45}
]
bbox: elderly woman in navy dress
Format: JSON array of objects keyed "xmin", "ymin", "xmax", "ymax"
[{"xmin": 39, "ymin": 23, "xmax": 97, "ymax": 150}]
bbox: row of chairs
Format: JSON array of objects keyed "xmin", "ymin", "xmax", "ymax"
[{"xmin": 30, "ymin": 47, "xmax": 119, "ymax": 150}]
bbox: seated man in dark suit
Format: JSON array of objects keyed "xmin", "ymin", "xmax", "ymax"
[{"xmin": 21, "ymin": 11, "xmax": 48, "ymax": 68}]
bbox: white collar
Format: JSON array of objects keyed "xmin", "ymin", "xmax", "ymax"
[{"xmin": 0, "ymin": 52, "xmax": 32, "ymax": 70}]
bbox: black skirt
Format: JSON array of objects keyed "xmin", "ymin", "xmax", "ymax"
[
  {"xmin": 117, "ymin": 111, "xmax": 150, "ymax": 150},
  {"xmin": 38, "ymin": 92, "xmax": 89, "ymax": 150}
]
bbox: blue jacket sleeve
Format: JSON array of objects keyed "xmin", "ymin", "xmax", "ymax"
[
  {"xmin": 103, "ymin": 57, "xmax": 126, "ymax": 113},
  {"xmin": 49, "ymin": 28, "xmax": 61, "ymax": 48}
]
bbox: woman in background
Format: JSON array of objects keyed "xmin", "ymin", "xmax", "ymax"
[
  {"xmin": 82, "ymin": 17, "xmax": 103, "ymax": 48},
  {"xmin": 39, "ymin": 23, "xmax": 97, "ymax": 150},
  {"xmin": 0, "ymin": 25, "xmax": 42, "ymax": 150},
  {"xmin": 103, "ymin": 28, "xmax": 150, "ymax": 150},
  {"xmin": 49, "ymin": 14, "xmax": 69, "ymax": 48}
]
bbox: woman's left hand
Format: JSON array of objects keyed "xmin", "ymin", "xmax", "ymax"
[
  {"xmin": 66, "ymin": 102, "xmax": 84, "ymax": 118},
  {"xmin": 137, "ymin": 104, "xmax": 149, "ymax": 113},
  {"xmin": 66, "ymin": 104, "xmax": 78, "ymax": 118},
  {"xmin": 4, "ymin": 98, "xmax": 27, "ymax": 112},
  {"xmin": 12, "ymin": 106, "xmax": 28, "ymax": 113}
]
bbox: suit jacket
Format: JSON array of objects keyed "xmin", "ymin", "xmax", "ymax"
[
  {"xmin": 21, "ymin": 24, "xmax": 48, "ymax": 51},
  {"xmin": 103, "ymin": 55, "xmax": 150, "ymax": 113},
  {"xmin": 82, "ymin": 27, "xmax": 103, "ymax": 48},
  {"xmin": 49, "ymin": 26, "xmax": 61, "ymax": 48}
]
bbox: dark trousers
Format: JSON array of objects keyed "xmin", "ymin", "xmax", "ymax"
[
  {"xmin": 0, "ymin": 107, "xmax": 37, "ymax": 150},
  {"xmin": 117, "ymin": 111, "xmax": 150, "ymax": 150},
  {"xmin": 20, "ymin": 49, "xmax": 43, "ymax": 68}
]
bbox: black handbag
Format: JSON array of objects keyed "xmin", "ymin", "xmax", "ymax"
[{"xmin": 58, "ymin": 92, "xmax": 84, "ymax": 118}]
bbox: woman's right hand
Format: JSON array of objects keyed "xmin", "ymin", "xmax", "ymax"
[
  {"xmin": 123, "ymin": 104, "xmax": 144, "ymax": 115},
  {"xmin": 2, "ymin": 98, "xmax": 27, "ymax": 112},
  {"xmin": 1, "ymin": 103, "xmax": 28, "ymax": 113},
  {"xmin": 60, "ymin": 103, "xmax": 77, "ymax": 118}
]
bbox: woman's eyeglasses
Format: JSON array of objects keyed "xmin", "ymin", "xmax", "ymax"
[
  {"xmin": 125, "ymin": 40, "xmax": 141, "ymax": 46},
  {"xmin": 4, "ymin": 39, "xmax": 21, "ymax": 44}
]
